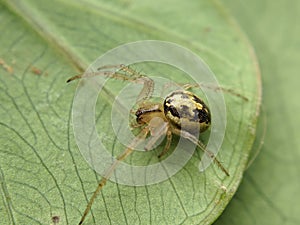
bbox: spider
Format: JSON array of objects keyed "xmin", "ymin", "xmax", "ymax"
[{"xmin": 67, "ymin": 64, "xmax": 246, "ymax": 224}]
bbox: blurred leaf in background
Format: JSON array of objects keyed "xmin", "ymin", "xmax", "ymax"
[{"xmin": 215, "ymin": 0, "xmax": 300, "ymax": 225}]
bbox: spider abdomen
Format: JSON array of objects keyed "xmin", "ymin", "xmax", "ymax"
[{"xmin": 163, "ymin": 90, "xmax": 211, "ymax": 133}]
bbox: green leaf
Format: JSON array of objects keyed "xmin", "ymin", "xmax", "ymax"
[
  {"xmin": 215, "ymin": 1, "xmax": 300, "ymax": 225},
  {"xmin": 0, "ymin": 0, "xmax": 260, "ymax": 224}
]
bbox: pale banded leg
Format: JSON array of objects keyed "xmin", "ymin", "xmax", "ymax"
[
  {"xmin": 172, "ymin": 128, "xmax": 230, "ymax": 176},
  {"xmin": 78, "ymin": 127, "xmax": 150, "ymax": 225},
  {"xmin": 144, "ymin": 119, "xmax": 168, "ymax": 151},
  {"xmin": 182, "ymin": 83, "xmax": 248, "ymax": 101},
  {"xmin": 158, "ymin": 130, "xmax": 173, "ymax": 158},
  {"xmin": 67, "ymin": 64, "xmax": 154, "ymax": 103}
]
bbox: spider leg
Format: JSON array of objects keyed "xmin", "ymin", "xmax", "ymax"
[
  {"xmin": 158, "ymin": 129, "xmax": 172, "ymax": 158},
  {"xmin": 66, "ymin": 70, "xmax": 114, "ymax": 83},
  {"xmin": 159, "ymin": 82, "xmax": 182, "ymax": 97},
  {"xmin": 172, "ymin": 128, "xmax": 230, "ymax": 176},
  {"xmin": 144, "ymin": 120, "xmax": 168, "ymax": 151},
  {"xmin": 96, "ymin": 64, "xmax": 142, "ymax": 77},
  {"xmin": 67, "ymin": 64, "xmax": 154, "ymax": 103},
  {"xmin": 182, "ymin": 83, "xmax": 248, "ymax": 101},
  {"xmin": 130, "ymin": 121, "xmax": 145, "ymax": 130},
  {"xmin": 99, "ymin": 65, "xmax": 154, "ymax": 103},
  {"xmin": 78, "ymin": 127, "xmax": 150, "ymax": 225},
  {"xmin": 182, "ymin": 83, "xmax": 199, "ymax": 90}
]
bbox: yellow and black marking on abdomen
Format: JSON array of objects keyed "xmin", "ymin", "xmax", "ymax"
[{"xmin": 163, "ymin": 90, "xmax": 211, "ymax": 133}]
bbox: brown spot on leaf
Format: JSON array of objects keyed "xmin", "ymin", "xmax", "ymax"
[
  {"xmin": 52, "ymin": 215, "xmax": 60, "ymax": 224},
  {"xmin": 31, "ymin": 66, "xmax": 42, "ymax": 75},
  {"xmin": 0, "ymin": 58, "xmax": 14, "ymax": 74}
]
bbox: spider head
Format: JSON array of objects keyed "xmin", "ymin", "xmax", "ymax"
[{"xmin": 135, "ymin": 103, "xmax": 165, "ymax": 125}]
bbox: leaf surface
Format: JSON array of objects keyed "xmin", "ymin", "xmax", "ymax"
[{"xmin": 0, "ymin": 0, "xmax": 260, "ymax": 224}]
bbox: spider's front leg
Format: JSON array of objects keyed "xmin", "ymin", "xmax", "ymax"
[
  {"xmin": 67, "ymin": 64, "xmax": 155, "ymax": 103},
  {"xmin": 182, "ymin": 83, "xmax": 248, "ymax": 101}
]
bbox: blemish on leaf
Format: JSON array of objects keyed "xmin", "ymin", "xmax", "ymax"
[
  {"xmin": 51, "ymin": 215, "xmax": 60, "ymax": 224},
  {"xmin": 204, "ymin": 27, "xmax": 212, "ymax": 33},
  {"xmin": 0, "ymin": 58, "xmax": 14, "ymax": 74},
  {"xmin": 31, "ymin": 66, "xmax": 42, "ymax": 75}
]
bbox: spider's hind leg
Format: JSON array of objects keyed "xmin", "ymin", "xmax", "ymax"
[{"xmin": 172, "ymin": 128, "xmax": 230, "ymax": 176}]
